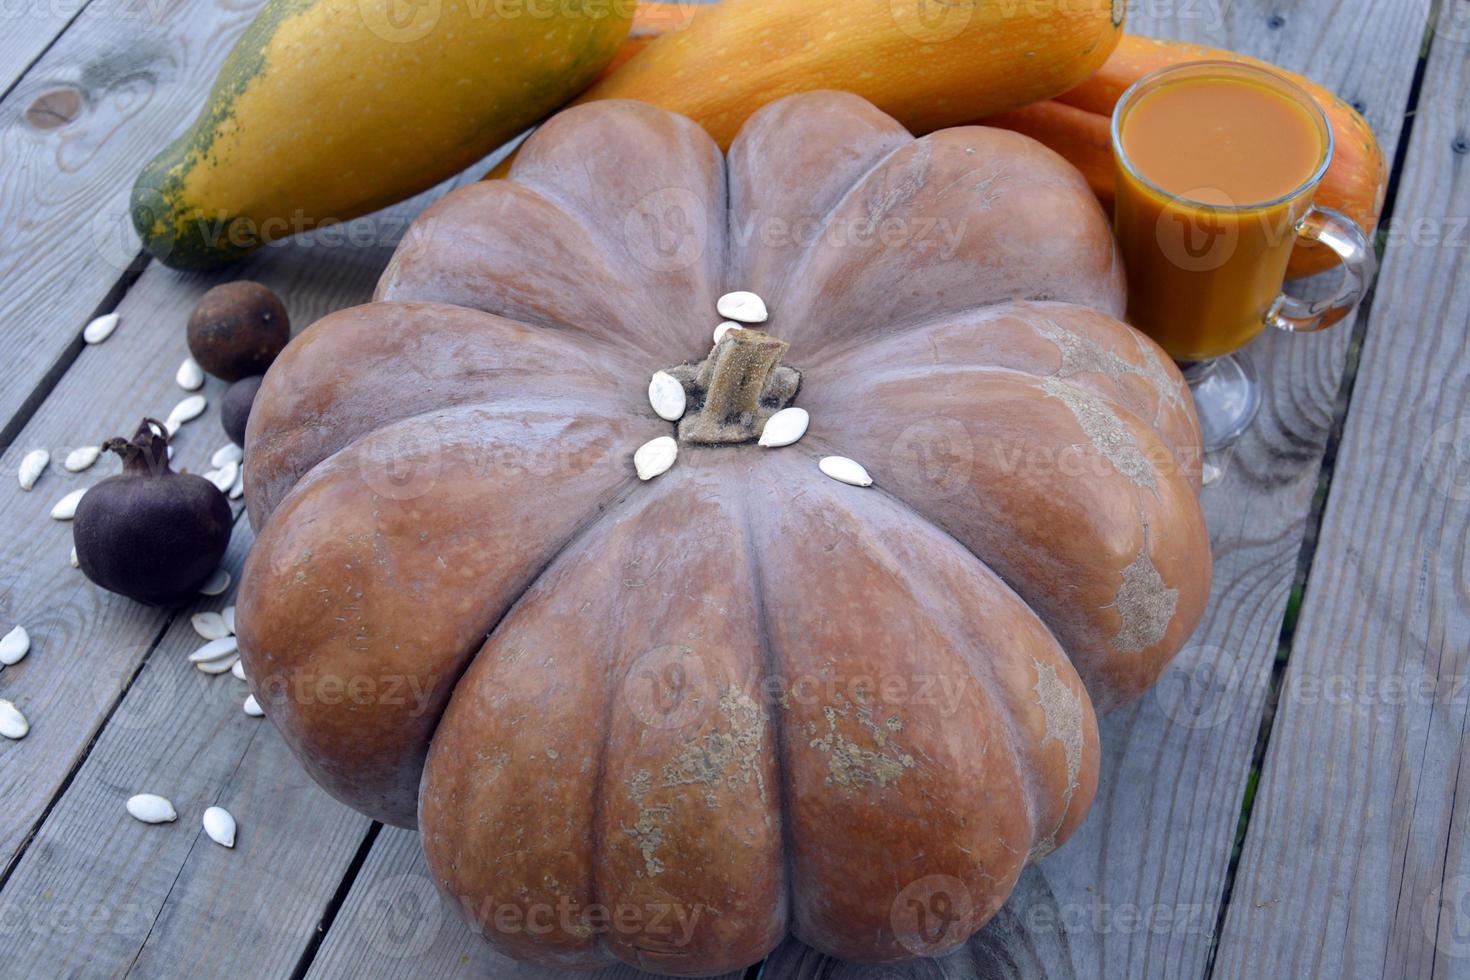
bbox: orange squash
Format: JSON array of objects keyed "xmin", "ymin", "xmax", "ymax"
[
  {"xmin": 573, "ymin": 0, "xmax": 1125, "ymax": 149},
  {"xmin": 596, "ymin": 1, "xmax": 695, "ymax": 79},
  {"xmin": 981, "ymin": 35, "xmax": 1385, "ymax": 278}
]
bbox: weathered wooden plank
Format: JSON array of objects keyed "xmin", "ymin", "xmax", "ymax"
[
  {"xmin": 1212, "ymin": 28, "xmax": 1470, "ymax": 980},
  {"xmin": 0, "ymin": 168, "xmax": 443, "ymax": 876},
  {"xmin": 0, "ymin": 116, "xmax": 486, "ymax": 965},
  {"xmin": 0, "ymin": 0, "xmax": 91, "ymax": 96},
  {"xmin": 303, "ymin": 827, "xmax": 747, "ymax": 980},
  {"xmin": 0, "ymin": 0, "xmax": 269, "ymax": 439},
  {"xmin": 757, "ymin": 1, "xmax": 1432, "ymax": 976},
  {"xmin": 0, "ymin": 520, "xmax": 375, "ymax": 977}
]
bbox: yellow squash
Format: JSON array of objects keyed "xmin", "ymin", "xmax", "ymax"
[{"xmin": 133, "ymin": 0, "xmax": 633, "ymax": 269}]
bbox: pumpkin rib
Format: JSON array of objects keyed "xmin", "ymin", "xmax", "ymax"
[
  {"xmin": 239, "ymin": 402, "xmax": 655, "ymax": 826},
  {"xmin": 244, "ymin": 301, "xmax": 643, "ymax": 526},
  {"xmin": 377, "ymin": 180, "xmax": 681, "ymax": 358},
  {"xmin": 507, "ymin": 100, "xmax": 732, "ymax": 358},
  {"xmin": 742, "ymin": 451, "xmax": 1063, "ymax": 960},
  {"xmin": 769, "ymin": 126, "xmax": 1124, "ymax": 357},
  {"xmin": 726, "ymin": 95, "xmax": 919, "ymax": 333},
  {"xmin": 816, "ymin": 352, "xmax": 1197, "ymax": 489},
  {"xmin": 798, "ymin": 369, "xmax": 1210, "ymax": 709},
  {"xmin": 771, "ymin": 448, "xmax": 1060, "ymax": 844},
  {"xmin": 850, "ymin": 478, "xmax": 1094, "ymax": 853},
  {"xmin": 814, "ymin": 299, "xmax": 1200, "ymax": 479},
  {"xmin": 421, "ymin": 465, "xmax": 788, "ymax": 972},
  {"xmin": 734, "ymin": 486, "xmax": 799, "ymax": 949},
  {"xmin": 724, "ymin": 90, "xmax": 913, "ymax": 307}
]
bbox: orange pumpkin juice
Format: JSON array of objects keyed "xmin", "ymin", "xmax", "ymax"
[{"xmin": 1113, "ymin": 64, "xmax": 1330, "ymax": 360}]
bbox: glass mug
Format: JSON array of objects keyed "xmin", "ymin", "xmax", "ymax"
[{"xmin": 1111, "ymin": 61, "xmax": 1376, "ymax": 450}]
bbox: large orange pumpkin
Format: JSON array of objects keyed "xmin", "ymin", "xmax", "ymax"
[{"xmin": 237, "ymin": 92, "xmax": 1211, "ymax": 973}]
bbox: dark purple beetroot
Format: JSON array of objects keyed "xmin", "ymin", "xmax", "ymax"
[
  {"xmin": 222, "ymin": 375, "xmax": 262, "ymax": 448},
  {"xmin": 73, "ymin": 419, "xmax": 232, "ymax": 605},
  {"xmin": 186, "ymin": 282, "xmax": 289, "ymax": 381}
]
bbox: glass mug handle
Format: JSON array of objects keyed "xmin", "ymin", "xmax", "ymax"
[{"xmin": 1266, "ymin": 206, "xmax": 1377, "ymax": 333}]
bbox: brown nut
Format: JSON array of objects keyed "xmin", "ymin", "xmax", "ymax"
[{"xmin": 186, "ymin": 281, "xmax": 289, "ymax": 381}]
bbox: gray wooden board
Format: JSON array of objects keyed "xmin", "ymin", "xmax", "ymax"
[
  {"xmin": 0, "ymin": 161, "xmax": 478, "ymax": 965},
  {"xmin": 1212, "ymin": 26, "xmax": 1470, "ymax": 980},
  {"xmin": 0, "ymin": 521, "xmax": 373, "ymax": 977},
  {"xmin": 0, "ymin": 0, "xmax": 90, "ymax": 96},
  {"xmin": 0, "ymin": 0, "xmax": 271, "ymax": 439},
  {"xmin": 754, "ymin": 0, "xmax": 1435, "ymax": 975}
]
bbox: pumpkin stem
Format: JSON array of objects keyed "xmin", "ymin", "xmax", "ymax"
[
  {"xmin": 667, "ymin": 329, "xmax": 801, "ymax": 445},
  {"xmin": 104, "ymin": 418, "xmax": 174, "ymax": 477}
]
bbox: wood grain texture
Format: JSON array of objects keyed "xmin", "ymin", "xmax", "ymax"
[
  {"xmin": 0, "ymin": 522, "xmax": 374, "ymax": 977},
  {"xmin": 0, "ymin": 0, "xmax": 268, "ymax": 437},
  {"xmin": 757, "ymin": 0, "xmax": 1432, "ymax": 975},
  {"xmin": 1213, "ymin": 28, "xmax": 1470, "ymax": 980},
  {"xmin": 303, "ymin": 827, "xmax": 746, "ymax": 980},
  {"xmin": 0, "ymin": 0, "xmax": 90, "ymax": 95},
  {"xmin": 0, "ymin": 155, "xmax": 466, "ymax": 873}
]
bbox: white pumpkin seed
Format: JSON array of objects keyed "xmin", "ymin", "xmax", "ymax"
[
  {"xmin": 196, "ymin": 654, "xmax": 240, "ymax": 675},
  {"xmin": 82, "ymin": 312, "xmax": 119, "ymax": 344},
  {"xmin": 712, "ymin": 320, "xmax": 742, "ymax": 345},
  {"xmin": 221, "ymin": 606, "xmax": 236, "ymax": 635},
  {"xmin": 206, "ymin": 462, "xmax": 237, "ymax": 492},
  {"xmin": 0, "ymin": 626, "xmax": 30, "ymax": 666},
  {"xmin": 17, "ymin": 449, "xmax": 49, "ymax": 490},
  {"xmin": 164, "ymin": 419, "xmax": 180, "ymax": 438},
  {"xmin": 191, "ymin": 612, "xmax": 231, "ymax": 641},
  {"xmin": 176, "ymin": 357, "xmax": 205, "ymax": 391},
  {"xmin": 716, "ymin": 291, "xmax": 767, "ymax": 324},
  {"xmin": 648, "ymin": 371, "xmax": 687, "ymax": 422},
  {"xmin": 199, "ymin": 568, "xmax": 231, "ymax": 596},
  {"xmin": 211, "ymin": 443, "xmax": 243, "ymax": 468},
  {"xmin": 63, "ymin": 445, "xmax": 101, "ymax": 473},
  {"xmin": 243, "ymin": 695, "xmax": 263, "ymax": 718},
  {"xmin": 203, "ymin": 806, "xmax": 236, "ymax": 847},
  {"xmin": 819, "ymin": 455, "xmax": 873, "ymax": 487},
  {"xmin": 69, "ymin": 546, "xmax": 79, "ymax": 568},
  {"xmin": 188, "ymin": 635, "xmax": 239, "ymax": 664},
  {"xmin": 50, "ymin": 488, "xmax": 87, "ymax": 520},
  {"xmin": 228, "ymin": 472, "xmax": 244, "ymax": 500},
  {"xmin": 126, "ymin": 794, "xmax": 177, "ymax": 824},
  {"xmin": 230, "ymin": 659, "xmax": 246, "ymax": 681},
  {"xmin": 758, "ymin": 407, "xmax": 810, "ymax": 448},
  {"xmin": 634, "ymin": 436, "xmax": 678, "ymax": 481},
  {"xmin": 167, "ymin": 394, "xmax": 207, "ymax": 429},
  {"xmin": 0, "ymin": 699, "xmax": 28, "ymax": 739},
  {"xmin": 1201, "ymin": 461, "xmax": 1222, "ymax": 486}
]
